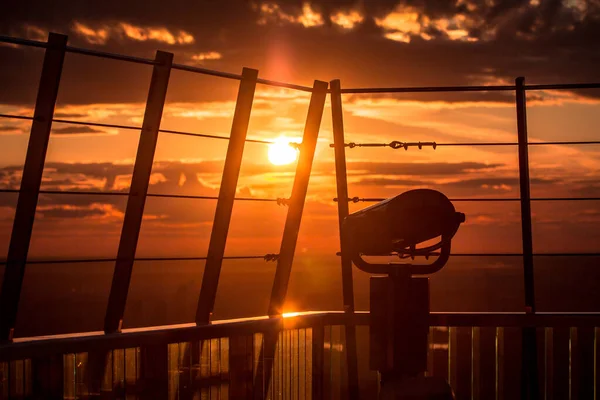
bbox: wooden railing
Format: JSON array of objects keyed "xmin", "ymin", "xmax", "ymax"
[{"xmin": 1, "ymin": 312, "xmax": 599, "ymax": 399}]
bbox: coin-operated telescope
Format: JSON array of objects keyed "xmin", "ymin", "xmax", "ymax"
[{"xmin": 341, "ymin": 189, "xmax": 465, "ymax": 399}]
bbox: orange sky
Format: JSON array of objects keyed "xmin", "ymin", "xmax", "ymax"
[
  {"xmin": 0, "ymin": 1, "xmax": 599, "ymax": 260},
  {"xmin": 1, "ymin": 2, "xmax": 600, "ymax": 329}
]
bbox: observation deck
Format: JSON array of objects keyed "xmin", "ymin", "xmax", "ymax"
[{"xmin": 0, "ymin": 33, "xmax": 599, "ymax": 399}]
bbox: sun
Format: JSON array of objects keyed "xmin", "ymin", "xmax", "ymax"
[{"xmin": 268, "ymin": 138, "xmax": 298, "ymax": 166}]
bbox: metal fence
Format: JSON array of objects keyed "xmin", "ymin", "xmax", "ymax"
[{"xmin": 1, "ymin": 32, "xmax": 600, "ymax": 399}]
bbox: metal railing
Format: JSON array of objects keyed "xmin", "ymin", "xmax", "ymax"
[
  {"xmin": 0, "ymin": 33, "xmax": 326, "ymax": 343},
  {"xmin": 328, "ymin": 75, "xmax": 600, "ymax": 399},
  {"xmin": 1, "ymin": 32, "xmax": 599, "ymax": 399},
  {"xmin": 0, "ymin": 312, "xmax": 598, "ymax": 399}
]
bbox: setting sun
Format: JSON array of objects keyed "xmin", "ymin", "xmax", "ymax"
[{"xmin": 267, "ymin": 137, "xmax": 298, "ymax": 165}]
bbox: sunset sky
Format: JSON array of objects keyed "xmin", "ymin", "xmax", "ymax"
[{"xmin": 0, "ymin": 1, "xmax": 599, "ymax": 276}]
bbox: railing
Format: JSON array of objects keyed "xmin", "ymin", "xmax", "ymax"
[
  {"xmin": 1, "ymin": 32, "xmax": 600, "ymax": 399},
  {"xmin": 1, "ymin": 312, "xmax": 599, "ymax": 399},
  {"xmin": 0, "ymin": 32, "xmax": 327, "ymax": 342},
  {"xmin": 328, "ymin": 71, "xmax": 600, "ymax": 399}
]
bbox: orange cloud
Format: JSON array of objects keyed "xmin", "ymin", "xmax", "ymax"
[
  {"xmin": 191, "ymin": 51, "xmax": 223, "ymax": 63},
  {"xmin": 375, "ymin": 5, "xmax": 479, "ymax": 43},
  {"xmin": 119, "ymin": 22, "xmax": 194, "ymax": 44},
  {"xmin": 331, "ymin": 10, "xmax": 364, "ymax": 30},
  {"xmin": 297, "ymin": 3, "xmax": 324, "ymax": 27},
  {"xmin": 70, "ymin": 21, "xmax": 195, "ymax": 45},
  {"xmin": 72, "ymin": 22, "xmax": 109, "ymax": 45},
  {"xmin": 255, "ymin": 2, "xmax": 324, "ymax": 28},
  {"xmin": 23, "ymin": 25, "xmax": 47, "ymax": 41}
]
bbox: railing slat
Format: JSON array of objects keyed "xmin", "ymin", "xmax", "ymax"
[
  {"xmin": 475, "ymin": 327, "xmax": 496, "ymax": 399},
  {"xmin": 454, "ymin": 327, "xmax": 472, "ymax": 400},
  {"xmin": 430, "ymin": 327, "xmax": 449, "ymax": 383},
  {"xmin": 312, "ymin": 326, "xmax": 325, "ymax": 399},
  {"xmin": 196, "ymin": 67, "xmax": 258, "ymax": 325},
  {"xmin": 0, "ymin": 33, "xmax": 67, "ymax": 342},
  {"xmin": 551, "ymin": 327, "xmax": 570, "ymax": 400},
  {"xmin": 0, "ymin": 362, "xmax": 7, "ymax": 397},
  {"xmin": 267, "ymin": 80, "xmax": 329, "ymax": 316},
  {"xmin": 536, "ymin": 328, "xmax": 548, "ymax": 399},
  {"xmin": 500, "ymin": 328, "xmax": 522, "ymax": 400},
  {"xmin": 230, "ymin": 335, "xmax": 253, "ymax": 398},
  {"xmin": 593, "ymin": 328, "xmax": 600, "ymax": 399},
  {"xmin": 448, "ymin": 327, "xmax": 458, "ymax": 392},
  {"xmin": 31, "ymin": 354, "xmax": 62, "ymax": 398},
  {"xmin": 140, "ymin": 344, "xmax": 168, "ymax": 399},
  {"xmin": 112, "ymin": 349, "xmax": 125, "ymax": 398},
  {"xmin": 86, "ymin": 350, "xmax": 111, "ymax": 399},
  {"xmin": 574, "ymin": 327, "xmax": 594, "ymax": 400},
  {"xmin": 252, "ymin": 327, "xmax": 278, "ymax": 399},
  {"xmin": 104, "ymin": 50, "xmax": 173, "ymax": 334}
]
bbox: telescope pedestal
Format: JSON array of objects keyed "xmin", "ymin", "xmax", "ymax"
[{"xmin": 370, "ymin": 270, "xmax": 454, "ymax": 399}]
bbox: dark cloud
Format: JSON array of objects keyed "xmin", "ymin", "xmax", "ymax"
[
  {"xmin": 346, "ymin": 161, "xmax": 504, "ymax": 175},
  {"xmin": 52, "ymin": 126, "xmax": 108, "ymax": 135},
  {"xmin": 37, "ymin": 206, "xmax": 108, "ymax": 219},
  {"xmin": 356, "ymin": 176, "xmax": 559, "ymax": 189},
  {"xmin": 0, "ymin": 0, "xmax": 599, "ymax": 105},
  {"xmin": 53, "ymin": 112, "xmax": 90, "ymax": 118}
]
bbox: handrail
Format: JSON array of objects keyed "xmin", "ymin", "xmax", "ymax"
[{"xmin": 1, "ymin": 311, "xmax": 599, "ymax": 361}]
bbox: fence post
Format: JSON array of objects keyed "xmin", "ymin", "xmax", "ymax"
[
  {"xmin": 267, "ymin": 80, "xmax": 329, "ymax": 316},
  {"xmin": 196, "ymin": 67, "xmax": 259, "ymax": 325},
  {"xmin": 104, "ymin": 50, "xmax": 173, "ymax": 333},
  {"xmin": 330, "ymin": 79, "xmax": 360, "ymax": 398},
  {"xmin": 515, "ymin": 76, "xmax": 539, "ymax": 399},
  {"xmin": 330, "ymin": 79, "xmax": 355, "ymax": 313},
  {"xmin": 0, "ymin": 33, "xmax": 68, "ymax": 342}
]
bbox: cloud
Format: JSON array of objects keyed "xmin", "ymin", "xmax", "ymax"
[
  {"xmin": 119, "ymin": 22, "xmax": 194, "ymax": 44},
  {"xmin": 346, "ymin": 161, "xmax": 503, "ymax": 176},
  {"xmin": 191, "ymin": 52, "xmax": 223, "ymax": 63},
  {"xmin": 331, "ymin": 10, "xmax": 364, "ymax": 30},
  {"xmin": 352, "ymin": 176, "xmax": 562, "ymax": 198},
  {"xmin": 70, "ymin": 20, "xmax": 195, "ymax": 45},
  {"xmin": 71, "ymin": 22, "xmax": 109, "ymax": 45},
  {"xmin": 36, "ymin": 204, "xmax": 121, "ymax": 219},
  {"xmin": 23, "ymin": 24, "xmax": 47, "ymax": 41},
  {"xmin": 255, "ymin": 2, "xmax": 324, "ymax": 27},
  {"xmin": 52, "ymin": 125, "xmax": 115, "ymax": 136},
  {"xmin": 0, "ymin": 125, "xmax": 23, "ymax": 135}
]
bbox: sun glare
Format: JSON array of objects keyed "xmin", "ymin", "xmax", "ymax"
[{"xmin": 268, "ymin": 138, "xmax": 298, "ymax": 165}]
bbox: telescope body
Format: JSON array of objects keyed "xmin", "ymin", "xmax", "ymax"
[
  {"xmin": 342, "ymin": 189, "xmax": 463, "ymax": 399},
  {"xmin": 342, "ymin": 189, "xmax": 465, "ymax": 275}
]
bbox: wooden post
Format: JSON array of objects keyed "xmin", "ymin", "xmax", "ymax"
[
  {"xmin": 196, "ymin": 68, "xmax": 258, "ymax": 325},
  {"xmin": 267, "ymin": 80, "xmax": 329, "ymax": 316},
  {"xmin": 0, "ymin": 33, "xmax": 67, "ymax": 342},
  {"xmin": 104, "ymin": 50, "xmax": 173, "ymax": 333}
]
